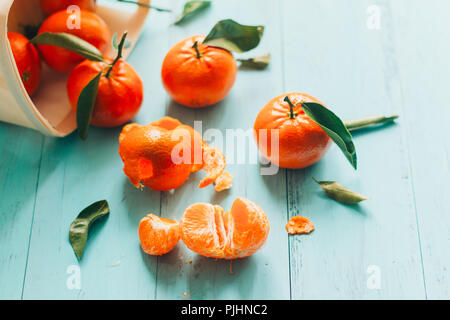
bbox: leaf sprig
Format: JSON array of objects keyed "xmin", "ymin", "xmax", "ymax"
[
  {"xmin": 175, "ymin": 1, "xmax": 211, "ymax": 24},
  {"xmin": 203, "ymin": 19, "xmax": 265, "ymax": 53}
]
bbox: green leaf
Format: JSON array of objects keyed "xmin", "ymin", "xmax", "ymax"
[
  {"xmin": 203, "ymin": 19, "xmax": 264, "ymax": 53},
  {"xmin": 30, "ymin": 32, "xmax": 104, "ymax": 62},
  {"xmin": 174, "ymin": 1, "xmax": 211, "ymax": 25},
  {"xmin": 112, "ymin": 33, "xmax": 132, "ymax": 50},
  {"xmin": 301, "ymin": 102, "xmax": 357, "ymax": 169},
  {"xmin": 237, "ymin": 53, "xmax": 270, "ymax": 69},
  {"xmin": 77, "ymin": 70, "xmax": 103, "ymax": 140},
  {"xmin": 313, "ymin": 178, "xmax": 368, "ymax": 204},
  {"xmin": 69, "ymin": 200, "xmax": 110, "ymax": 260}
]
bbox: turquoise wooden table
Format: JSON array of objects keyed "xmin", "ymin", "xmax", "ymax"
[{"xmin": 1, "ymin": 0, "xmax": 449, "ymax": 300}]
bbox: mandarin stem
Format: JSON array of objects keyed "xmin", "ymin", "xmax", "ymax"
[
  {"xmin": 116, "ymin": 0, "xmax": 172, "ymax": 12},
  {"xmin": 284, "ymin": 96, "xmax": 297, "ymax": 119},
  {"xmin": 105, "ymin": 31, "xmax": 128, "ymax": 78},
  {"xmin": 344, "ymin": 115, "xmax": 399, "ymax": 132},
  {"xmin": 192, "ymin": 41, "xmax": 201, "ymax": 59}
]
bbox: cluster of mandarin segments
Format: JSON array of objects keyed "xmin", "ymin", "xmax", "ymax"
[
  {"xmin": 118, "ymin": 116, "xmax": 232, "ymax": 192},
  {"xmin": 138, "ymin": 198, "xmax": 270, "ymax": 259}
]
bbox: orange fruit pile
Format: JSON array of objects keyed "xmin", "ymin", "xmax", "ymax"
[
  {"xmin": 254, "ymin": 92, "xmax": 332, "ymax": 169},
  {"xmin": 161, "ymin": 35, "xmax": 237, "ymax": 108},
  {"xmin": 119, "ymin": 117, "xmax": 229, "ymax": 191},
  {"xmin": 138, "ymin": 198, "xmax": 270, "ymax": 259}
]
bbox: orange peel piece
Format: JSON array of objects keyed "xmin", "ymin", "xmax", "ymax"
[
  {"xmin": 285, "ymin": 216, "xmax": 315, "ymax": 235},
  {"xmin": 198, "ymin": 146, "xmax": 226, "ymax": 188}
]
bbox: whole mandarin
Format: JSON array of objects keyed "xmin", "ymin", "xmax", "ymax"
[
  {"xmin": 7, "ymin": 32, "xmax": 41, "ymax": 96},
  {"xmin": 118, "ymin": 117, "xmax": 227, "ymax": 191},
  {"xmin": 161, "ymin": 35, "xmax": 237, "ymax": 108},
  {"xmin": 254, "ymin": 92, "xmax": 332, "ymax": 169},
  {"xmin": 67, "ymin": 57, "xmax": 143, "ymax": 127},
  {"xmin": 39, "ymin": 0, "xmax": 96, "ymax": 16},
  {"xmin": 37, "ymin": 10, "xmax": 110, "ymax": 73}
]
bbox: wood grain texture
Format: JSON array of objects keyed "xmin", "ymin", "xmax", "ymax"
[
  {"xmin": 390, "ymin": 0, "xmax": 450, "ymax": 299},
  {"xmin": 155, "ymin": 0, "xmax": 290, "ymax": 300},
  {"xmin": 0, "ymin": 0, "xmax": 449, "ymax": 300},
  {"xmin": 0, "ymin": 124, "xmax": 43, "ymax": 299},
  {"xmin": 283, "ymin": 0, "xmax": 425, "ymax": 299},
  {"xmin": 21, "ymin": 11, "xmax": 167, "ymax": 299}
]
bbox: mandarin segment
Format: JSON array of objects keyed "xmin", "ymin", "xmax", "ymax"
[
  {"xmin": 214, "ymin": 172, "xmax": 234, "ymax": 192},
  {"xmin": 226, "ymin": 197, "xmax": 270, "ymax": 258},
  {"xmin": 139, "ymin": 214, "xmax": 181, "ymax": 256},
  {"xmin": 285, "ymin": 216, "xmax": 315, "ymax": 235},
  {"xmin": 179, "ymin": 198, "xmax": 270, "ymax": 260}
]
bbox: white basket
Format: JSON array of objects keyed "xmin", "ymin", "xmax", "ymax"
[{"xmin": 0, "ymin": 0, "xmax": 149, "ymax": 137}]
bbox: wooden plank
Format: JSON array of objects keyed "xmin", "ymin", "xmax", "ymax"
[
  {"xmin": 21, "ymin": 10, "xmax": 171, "ymax": 299},
  {"xmin": 0, "ymin": 124, "xmax": 43, "ymax": 299},
  {"xmin": 390, "ymin": 0, "xmax": 450, "ymax": 299},
  {"xmin": 282, "ymin": 0, "xmax": 426, "ymax": 299},
  {"xmin": 155, "ymin": 0, "xmax": 291, "ymax": 300}
]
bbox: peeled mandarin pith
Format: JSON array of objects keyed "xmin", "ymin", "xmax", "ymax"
[
  {"xmin": 254, "ymin": 92, "xmax": 332, "ymax": 169},
  {"xmin": 118, "ymin": 117, "xmax": 227, "ymax": 191},
  {"xmin": 179, "ymin": 198, "xmax": 270, "ymax": 260},
  {"xmin": 138, "ymin": 214, "xmax": 181, "ymax": 256}
]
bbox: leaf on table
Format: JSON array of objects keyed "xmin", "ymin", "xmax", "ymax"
[
  {"xmin": 112, "ymin": 33, "xmax": 132, "ymax": 50},
  {"xmin": 313, "ymin": 178, "xmax": 368, "ymax": 204},
  {"xmin": 77, "ymin": 70, "xmax": 103, "ymax": 140},
  {"xmin": 174, "ymin": 1, "xmax": 211, "ymax": 25},
  {"xmin": 30, "ymin": 32, "xmax": 104, "ymax": 62},
  {"xmin": 69, "ymin": 200, "xmax": 110, "ymax": 260},
  {"xmin": 203, "ymin": 19, "xmax": 264, "ymax": 53},
  {"xmin": 237, "ymin": 53, "xmax": 270, "ymax": 69},
  {"xmin": 301, "ymin": 102, "xmax": 357, "ymax": 169}
]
